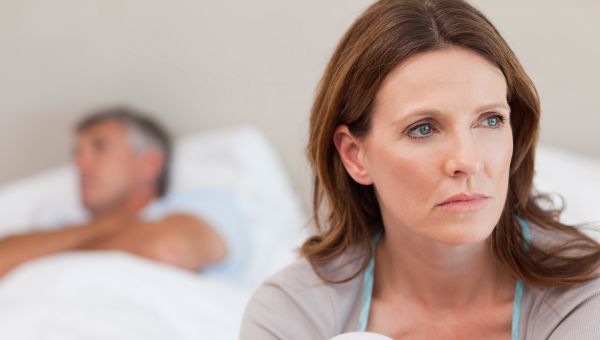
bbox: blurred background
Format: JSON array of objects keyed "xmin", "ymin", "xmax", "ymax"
[{"xmin": 0, "ymin": 0, "xmax": 598, "ymax": 209}]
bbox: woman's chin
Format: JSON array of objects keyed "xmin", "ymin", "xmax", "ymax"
[{"xmin": 426, "ymin": 223, "xmax": 495, "ymax": 247}]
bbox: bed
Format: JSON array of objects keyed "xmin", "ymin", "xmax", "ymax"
[
  {"xmin": 0, "ymin": 126, "xmax": 307, "ymax": 340},
  {"xmin": 0, "ymin": 126, "xmax": 598, "ymax": 339}
]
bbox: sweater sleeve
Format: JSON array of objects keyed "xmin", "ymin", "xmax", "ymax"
[
  {"xmin": 239, "ymin": 257, "xmax": 347, "ymax": 340},
  {"xmin": 547, "ymin": 291, "xmax": 600, "ymax": 340},
  {"xmin": 239, "ymin": 280, "xmax": 332, "ymax": 340}
]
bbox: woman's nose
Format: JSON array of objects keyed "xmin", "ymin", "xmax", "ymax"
[{"xmin": 444, "ymin": 135, "xmax": 482, "ymax": 178}]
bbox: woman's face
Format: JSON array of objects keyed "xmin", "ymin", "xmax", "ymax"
[{"xmin": 336, "ymin": 47, "xmax": 513, "ymax": 246}]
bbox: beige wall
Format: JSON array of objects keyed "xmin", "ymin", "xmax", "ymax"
[
  {"xmin": 474, "ymin": 0, "xmax": 600, "ymax": 158},
  {"xmin": 0, "ymin": 0, "xmax": 598, "ymax": 209}
]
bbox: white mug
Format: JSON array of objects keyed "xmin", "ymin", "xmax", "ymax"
[{"xmin": 330, "ymin": 332, "xmax": 393, "ymax": 340}]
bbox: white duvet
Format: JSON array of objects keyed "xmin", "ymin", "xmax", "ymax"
[{"xmin": 0, "ymin": 252, "xmax": 250, "ymax": 340}]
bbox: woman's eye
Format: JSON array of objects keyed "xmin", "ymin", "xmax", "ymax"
[
  {"xmin": 407, "ymin": 123, "xmax": 434, "ymax": 138},
  {"xmin": 481, "ymin": 114, "xmax": 506, "ymax": 128}
]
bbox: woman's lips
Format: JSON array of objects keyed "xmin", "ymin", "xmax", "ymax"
[{"xmin": 436, "ymin": 197, "xmax": 489, "ymax": 213}]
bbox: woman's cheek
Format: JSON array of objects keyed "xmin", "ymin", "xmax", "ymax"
[
  {"xmin": 384, "ymin": 152, "xmax": 437, "ymax": 209},
  {"xmin": 477, "ymin": 129, "xmax": 513, "ymax": 175}
]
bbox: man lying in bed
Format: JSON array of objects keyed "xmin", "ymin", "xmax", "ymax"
[{"xmin": 0, "ymin": 107, "xmax": 230, "ymax": 278}]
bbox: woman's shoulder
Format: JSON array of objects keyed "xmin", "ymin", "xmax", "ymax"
[
  {"xmin": 239, "ymin": 254, "xmax": 366, "ymax": 340},
  {"xmin": 522, "ymin": 276, "xmax": 600, "ymax": 339}
]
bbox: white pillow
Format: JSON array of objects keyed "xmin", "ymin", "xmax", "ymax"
[
  {"xmin": 534, "ymin": 144, "xmax": 600, "ymax": 226},
  {"xmin": 0, "ymin": 126, "xmax": 307, "ymax": 289}
]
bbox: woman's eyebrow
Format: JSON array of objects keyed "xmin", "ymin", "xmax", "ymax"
[
  {"xmin": 392, "ymin": 102, "xmax": 511, "ymax": 128},
  {"xmin": 392, "ymin": 109, "xmax": 442, "ymax": 129},
  {"xmin": 476, "ymin": 102, "xmax": 511, "ymax": 113}
]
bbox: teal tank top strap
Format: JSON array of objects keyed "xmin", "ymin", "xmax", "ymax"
[
  {"xmin": 512, "ymin": 216, "xmax": 531, "ymax": 340},
  {"xmin": 358, "ymin": 232, "xmax": 380, "ymax": 331},
  {"xmin": 512, "ymin": 279, "xmax": 525, "ymax": 340}
]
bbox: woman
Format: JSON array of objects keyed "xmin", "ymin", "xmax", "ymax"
[{"xmin": 240, "ymin": 0, "xmax": 600, "ymax": 339}]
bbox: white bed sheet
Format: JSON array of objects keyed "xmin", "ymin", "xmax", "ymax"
[{"xmin": 0, "ymin": 252, "xmax": 249, "ymax": 340}]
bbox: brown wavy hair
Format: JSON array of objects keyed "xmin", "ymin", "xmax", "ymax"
[{"xmin": 302, "ymin": 0, "xmax": 600, "ymax": 288}]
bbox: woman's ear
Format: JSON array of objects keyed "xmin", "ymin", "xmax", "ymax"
[{"xmin": 333, "ymin": 125, "xmax": 373, "ymax": 185}]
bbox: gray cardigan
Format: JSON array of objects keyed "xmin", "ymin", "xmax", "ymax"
[{"xmin": 241, "ymin": 228, "xmax": 600, "ymax": 339}]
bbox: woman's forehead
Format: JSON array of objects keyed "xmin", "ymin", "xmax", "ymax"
[{"xmin": 373, "ymin": 47, "xmax": 508, "ymax": 119}]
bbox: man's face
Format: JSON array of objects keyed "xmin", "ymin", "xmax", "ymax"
[{"xmin": 74, "ymin": 121, "xmax": 142, "ymax": 215}]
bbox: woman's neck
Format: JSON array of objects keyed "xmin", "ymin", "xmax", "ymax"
[{"xmin": 373, "ymin": 230, "xmax": 515, "ymax": 311}]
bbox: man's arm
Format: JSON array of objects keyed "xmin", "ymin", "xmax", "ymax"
[
  {"xmin": 0, "ymin": 217, "xmax": 125, "ymax": 278},
  {"xmin": 83, "ymin": 214, "xmax": 227, "ymax": 271}
]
